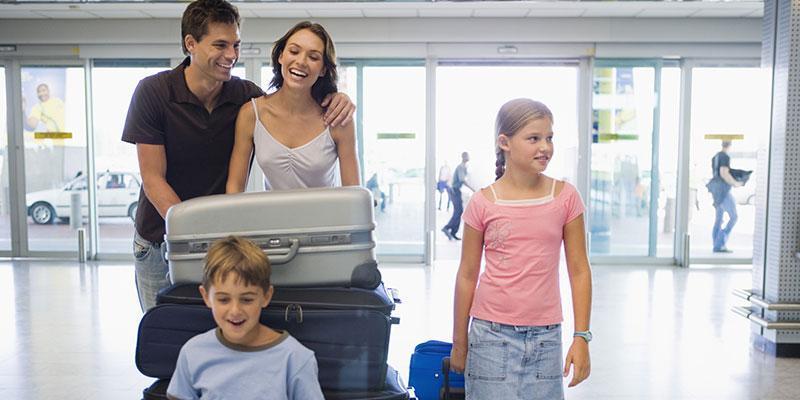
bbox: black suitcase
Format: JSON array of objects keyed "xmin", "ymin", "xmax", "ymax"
[
  {"xmin": 142, "ymin": 379, "xmax": 168, "ymax": 400},
  {"xmin": 156, "ymin": 282, "xmax": 398, "ymax": 315},
  {"xmin": 137, "ymin": 284, "xmax": 399, "ymax": 391},
  {"xmin": 142, "ymin": 366, "xmax": 411, "ymax": 400}
]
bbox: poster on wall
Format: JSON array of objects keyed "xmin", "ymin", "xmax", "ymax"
[
  {"xmin": 21, "ymin": 68, "xmax": 68, "ymax": 141},
  {"xmin": 20, "ymin": 67, "xmax": 87, "ymax": 190}
]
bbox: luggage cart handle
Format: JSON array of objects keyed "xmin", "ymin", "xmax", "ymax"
[{"xmin": 266, "ymin": 238, "xmax": 300, "ymax": 265}]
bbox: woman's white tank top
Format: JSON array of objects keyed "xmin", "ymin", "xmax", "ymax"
[{"xmin": 251, "ymin": 99, "xmax": 339, "ymax": 190}]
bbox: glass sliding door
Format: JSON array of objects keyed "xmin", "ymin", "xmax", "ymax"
[
  {"xmin": 436, "ymin": 64, "xmax": 580, "ymax": 260},
  {"xmin": 687, "ymin": 67, "xmax": 770, "ymax": 260},
  {"xmin": 91, "ymin": 62, "xmax": 170, "ymax": 253},
  {"xmin": 656, "ymin": 67, "xmax": 681, "ymax": 258},
  {"xmin": 260, "ymin": 64, "xmax": 275, "ymax": 94},
  {"xmin": 264, "ymin": 60, "xmax": 420, "ymax": 257},
  {"xmin": 20, "ymin": 65, "xmax": 87, "ymax": 252},
  {"xmin": 0, "ymin": 66, "xmax": 10, "ymax": 251},
  {"xmin": 362, "ymin": 65, "xmax": 426, "ymax": 257},
  {"xmin": 590, "ymin": 63, "xmax": 659, "ymax": 256}
]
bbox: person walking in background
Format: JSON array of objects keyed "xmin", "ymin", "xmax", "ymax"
[
  {"xmin": 366, "ymin": 172, "xmax": 386, "ymax": 212},
  {"xmin": 706, "ymin": 140, "xmax": 743, "ymax": 253},
  {"xmin": 437, "ymin": 162, "xmax": 452, "ymax": 211},
  {"xmin": 450, "ymin": 99, "xmax": 592, "ymax": 399},
  {"xmin": 442, "ymin": 152, "xmax": 474, "ymax": 241}
]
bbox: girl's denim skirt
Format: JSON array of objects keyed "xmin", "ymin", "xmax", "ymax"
[{"xmin": 465, "ymin": 318, "xmax": 564, "ymax": 400}]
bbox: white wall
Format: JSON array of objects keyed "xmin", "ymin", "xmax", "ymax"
[{"xmin": 0, "ymin": 17, "xmax": 762, "ymax": 60}]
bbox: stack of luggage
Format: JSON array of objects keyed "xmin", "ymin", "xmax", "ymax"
[{"xmin": 135, "ymin": 187, "xmax": 411, "ymax": 399}]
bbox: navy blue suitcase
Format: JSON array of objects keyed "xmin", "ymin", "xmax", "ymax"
[
  {"xmin": 142, "ymin": 366, "xmax": 411, "ymax": 400},
  {"xmin": 137, "ymin": 283, "xmax": 399, "ymax": 391},
  {"xmin": 408, "ymin": 341, "xmax": 464, "ymax": 400}
]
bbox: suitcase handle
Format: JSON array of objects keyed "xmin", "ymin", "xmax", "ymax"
[
  {"xmin": 442, "ymin": 357, "xmax": 451, "ymax": 399},
  {"xmin": 265, "ymin": 238, "xmax": 300, "ymax": 265},
  {"xmin": 441, "ymin": 357, "xmax": 465, "ymax": 400}
]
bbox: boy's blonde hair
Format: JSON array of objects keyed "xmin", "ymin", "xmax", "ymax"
[
  {"xmin": 202, "ymin": 236, "xmax": 271, "ymax": 292},
  {"xmin": 494, "ymin": 98, "xmax": 554, "ymax": 180}
]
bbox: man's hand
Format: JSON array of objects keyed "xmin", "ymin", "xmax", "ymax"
[
  {"xmin": 321, "ymin": 92, "xmax": 355, "ymax": 127},
  {"xmin": 563, "ymin": 338, "xmax": 591, "ymax": 387}
]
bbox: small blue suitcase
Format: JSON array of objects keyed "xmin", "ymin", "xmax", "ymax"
[{"xmin": 408, "ymin": 341, "xmax": 465, "ymax": 400}]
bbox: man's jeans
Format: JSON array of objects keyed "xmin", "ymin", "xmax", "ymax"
[
  {"xmin": 133, "ymin": 232, "xmax": 170, "ymax": 312},
  {"xmin": 444, "ymin": 187, "xmax": 464, "ymax": 236},
  {"xmin": 712, "ymin": 192, "xmax": 738, "ymax": 251}
]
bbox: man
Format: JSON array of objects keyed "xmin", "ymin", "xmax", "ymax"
[
  {"xmin": 442, "ymin": 151, "xmax": 475, "ymax": 241},
  {"xmin": 707, "ymin": 140, "xmax": 742, "ymax": 253},
  {"xmin": 26, "ymin": 83, "xmax": 65, "ymax": 132},
  {"xmin": 122, "ymin": 0, "xmax": 354, "ymax": 311}
]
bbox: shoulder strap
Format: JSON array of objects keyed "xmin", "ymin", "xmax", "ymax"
[
  {"xmin": 489, "ymin": 184, "xmax": 499, "ymax": 201},
  {"xmin": 250, "ymin": 98, "xmax": 260, "ymax": 120},
  {"xmin": 550, "ymin": 178, "xmax": 557, "ymax": 197}
]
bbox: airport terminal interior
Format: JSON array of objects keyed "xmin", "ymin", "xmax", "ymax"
[{"xmin": 1, "ymin": 0, "xmax": 799, "ymax": 399}]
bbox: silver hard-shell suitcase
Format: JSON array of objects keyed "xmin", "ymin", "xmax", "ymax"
[{"xmin": 165, "ymin": 186, "xmax": 380, "ymax": 288}]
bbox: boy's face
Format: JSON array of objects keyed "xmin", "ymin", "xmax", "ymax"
[{"xmin": 199, "ymin": 274, "xmax": 272, "ymax": 346}]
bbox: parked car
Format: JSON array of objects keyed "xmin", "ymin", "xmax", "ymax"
[
  {"xmin": 26, "ymin": 171, "xmax": 141, "ymax": 224},
  {"xmin": 732, "ymin": 182, "xmax": 756, "ymax": 206}
]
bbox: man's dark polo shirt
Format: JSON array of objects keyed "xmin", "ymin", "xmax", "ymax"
[{"xmin": 122, "ymin": 57, "xmax": 264, "ymax": 244}]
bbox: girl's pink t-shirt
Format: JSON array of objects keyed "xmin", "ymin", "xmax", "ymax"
[{"xmin": 462, "ymin": 181, "xmax": 585, "ymax": 326}]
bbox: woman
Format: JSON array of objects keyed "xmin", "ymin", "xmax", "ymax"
[{"xmin": 226, "ymin": 21, "xmax": 359, "ymax": 192}]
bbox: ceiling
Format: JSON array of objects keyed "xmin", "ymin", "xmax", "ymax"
[{"xmin": 0, "ymin": 1, "xmax": 764, "ymax": 20}]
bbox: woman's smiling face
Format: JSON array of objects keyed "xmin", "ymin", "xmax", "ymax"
[{"xmin": 278, "ymin": 28, "xmax": 326, "ymax": 90}]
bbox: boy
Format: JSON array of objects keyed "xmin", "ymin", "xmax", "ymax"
[{"xmin": 167, "ymin": 236, "xmax": 324, "ymax": 400}]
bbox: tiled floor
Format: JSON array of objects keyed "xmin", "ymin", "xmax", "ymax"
[{"xmin": 0, "ymin": 259, "xmax": 798, "ymax": 399}]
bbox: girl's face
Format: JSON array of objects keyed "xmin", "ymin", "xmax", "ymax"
[
  {"xmin": 277, "ymin": 28, "xmax": 326, "ymax": 90},
  {"xmin": 499, "ymin": 117, "xmax": 554, "ymax": 175}
]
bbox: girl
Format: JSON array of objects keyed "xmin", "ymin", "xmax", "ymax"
[
  {"xmin": 450, "ymin": 98, "xmax": 592, "ymax": 399},
  {"xmin": 226, "ymin": 21, "xmax": 359, "ymax": 192}
]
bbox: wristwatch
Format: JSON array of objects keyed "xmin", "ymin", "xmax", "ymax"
[{"xmin": 573, "ymin": 330, "xmax": 592, "ymax": 343}]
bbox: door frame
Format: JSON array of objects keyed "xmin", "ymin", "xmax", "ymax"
[
  {"xmin": 7, "ymin": 59, "xmax": 89, "ymax": 258},
  {"xmin": 677, "ymin": 58, "xmax": 761, "ymax": 266},
  {"xmin": 588, "ymin": 59, "xmax": 668, "ymax": 263}
]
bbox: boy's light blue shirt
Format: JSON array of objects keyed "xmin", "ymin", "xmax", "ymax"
[{"xmin": 167, "ymin": 328, "xmax": 324, "ymax": 400}]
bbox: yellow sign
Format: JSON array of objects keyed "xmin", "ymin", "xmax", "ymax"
[
  {"xmin": 34, "ymin": 131, "xmax": 72, "ymax": 139},
  {"xmin": 595, "ymin": 133, "xmax": 639, "ymax": 142},
  {"xmin": 377, "ymin": 132, "xmax": 415, "ymax": 139},
  {"xmin": 704, "ymin": 134, "xmax": 744, "ymax": 140}
]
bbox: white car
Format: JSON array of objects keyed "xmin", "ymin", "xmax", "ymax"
[
  {"xmin": 732, "ymin": 181, "xmax": 756, "ymax": 205},
  {"xmin": 26, "ymin": 172, "xmax": 141, "ymax": 225}
]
